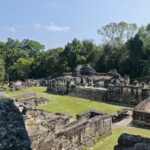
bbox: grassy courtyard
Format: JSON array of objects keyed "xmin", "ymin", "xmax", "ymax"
[
  {"xmin": 7, "ymin": 86, "xmax": 150, "ymax": 150},
  {"xmin": 7, "ymin": 86, "xmax": 127, "ymax": 117}
]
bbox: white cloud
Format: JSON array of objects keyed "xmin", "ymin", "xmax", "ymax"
[
  {"xmin": 6, "ymin": 27, "xmax": 17, "ymax": 34},
  {"xmin": 33, "ymin": 24, "xmax": 42, "ymax": 30},
  {"xmin": 33, "ymin": 23, "xmax": 70, "ymax": 32}
]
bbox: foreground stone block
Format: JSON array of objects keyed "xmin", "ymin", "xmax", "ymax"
[
  {"xmin": 0, "ymin": 98, "xmax": 31, "ymax": 150},
  {"xmin": 114, "ymin": 133, "xmax": 150, "ymax": 150}
]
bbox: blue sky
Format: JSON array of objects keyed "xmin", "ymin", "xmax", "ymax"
[{"xmin": 0, "ymin": 0, "xmax": 150, "ymax": 49}]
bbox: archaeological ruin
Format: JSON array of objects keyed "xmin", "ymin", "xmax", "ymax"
[
  {"xmin": 0, "ymin": 92, "xmax": 112, "ymax": 150},
  {"xmin": 47, "ymin": 64, "xmax": 150, "ymax": 105},
  {"xmin": 132, "ymin": 97, "xmax": 150, "ymax": 128}
]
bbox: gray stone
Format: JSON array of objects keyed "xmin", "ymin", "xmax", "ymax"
[
  {"xmin": 114, "ymin": 133, "xmax": 150, "ymax": 150},
  {"xmin": 0, "ymin": 98, "xmax": 31, "ymax": 150}
]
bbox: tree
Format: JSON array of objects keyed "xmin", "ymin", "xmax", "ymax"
[
  {"xmin": 126, "ymin": 34, "xmax": 144, "ymax": 77},
  {"xmin": 63, "ymin": 39, "xmax": 83, "ymax": 70},
  {"xmin": 9, "ymin": 58, "xmax": 34, "ymax": 81},
  {"xmin": 20, "ymin": 39, "xmax": 45, "ymax": 57},
  {"xmin": 0, "ymin": 57, "xmax": 5, "ymax": 82},
  {"xmin": 98, "ymin": 22, "xmax": 138, "ymax": 47}
]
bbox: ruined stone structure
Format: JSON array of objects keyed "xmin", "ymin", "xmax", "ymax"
[
  {"xmin": 47, "ymin": 64, "xmax": 150, "ymax": 105},
  {"xmin": 114, "ymin": 133, "xmax": 150, "ymax": 150},
  {"xmin": 13, "ymin": 92, "xmax": 49, "ymax": 111},
  {"xmin": 25, "ymin": 109, "xmax": 112, "ymax": 150},
  {"xmin": 10, "ymin": 93, "xmax": 112, "ymax": 150},
  {"xmin": 132, "ymin": 97, "xmax": 150, "ymax": 128}
]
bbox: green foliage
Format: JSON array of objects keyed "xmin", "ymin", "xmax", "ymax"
[
  {"xmin": 0, "ymin": 57, "xmax": 5, "ymax": 82},
  {"xmin": 9, "ymin": 58, "xmax": 34, "ymax": 81},
  {"xmin": 20, "ymin": 39, "xmax": 45, "ymax": 57},
  {"xmin": 98, "ymin": 21, "xmax": 138, "ymax": 48},
  {"xmin": 0, "ymin": 22, "xmax": 150, "ymax": 81}
]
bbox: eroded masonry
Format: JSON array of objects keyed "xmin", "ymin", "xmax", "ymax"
[
  {"xmin": 47, "ymin": 64, "xmax": 150, "ymax": 105},
  {"xmin": 12, "ymin": 93, "xmax": 112, "ymax": 150},
  {"xmin": 133, "ymin": 97, "xmax": 150, "ymax": 128}
]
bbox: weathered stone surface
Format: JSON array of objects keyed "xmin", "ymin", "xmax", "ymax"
[
  {"xmin": 0, "ymin": 98, "xmax": 31, "ymax": 150},
  {"xmin": 132, "ymin": 97, "xmax": 150, "ymax": 128},
  {"xmin": 25, "ymin": 109, "xmax": 112, "ymax": 150},
  {"xmin": 14, "ymin": 92, "xmax": 49, "ymax": 110},
  {"xmin": 114, "ymin": 133, "xmax": 150, "ymax": 150}
]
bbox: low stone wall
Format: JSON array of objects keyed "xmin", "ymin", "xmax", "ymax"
[
  {"xmin": 69, "ymin": 86, "xmax": 108, "ymax": 101},
  {"xmin": 132, "ymin": 110, "xmax": 150, "ymax": 128},
  {"xmin": 114, "ymin": 133, "xmax": 150, "ymax": 150},
  {"xmin": 14, "ymin": 92, "xmax": 49, "ymax": 110},
  {"xmin": 55, "ymin": 113, "xmax": 112, "ymax": 150},
  {"xmin": 106, "ymin": 85, "xmax": 145, "ymax": 105}
]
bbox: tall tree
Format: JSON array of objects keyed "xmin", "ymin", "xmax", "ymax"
[
  {"xmin": 98, "ymin": 22, "xmax": 138, "ymax": 47},
  {"xmin": 20, "ymin": 39, "xmax": 45, "ymax": 57}
]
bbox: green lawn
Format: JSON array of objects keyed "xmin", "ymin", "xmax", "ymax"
[
  {"xmin": 6, "ymin": 86, "xmax": 150, "ymax": 150},
  {"xmin": 7, "ymin": 86, "xmax": 127, "ymax": 117},
  {"xmin": 92, "ymin": 126, "xmax": 150, "ymax": 150}
]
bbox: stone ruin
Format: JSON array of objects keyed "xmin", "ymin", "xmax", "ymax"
[
  {"xmin": 8, "ymin": 78, "xmax": 47, "ymax": 91},
  {"xmin": 9, "ymin": 92, "xmax": 112, "ymax": 150},
  {"xmin": 13, "ymin": 92, "xmax": 49, "ymax": 111},
  {"xmin": 114, "ymin": 133, "xmax": 150, "ymax": 150},
  {"xmin": 47, "ymin": 64, "xmax": 150, "ymax": 105},
  {"xmin": 132, "ymin": 97, "xmax": 150, "ymax": 128}
]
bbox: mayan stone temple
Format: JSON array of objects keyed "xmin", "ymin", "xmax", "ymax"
[{"xmin": 47, "ymin": 64, "xmax": 150, "ymax": 105}]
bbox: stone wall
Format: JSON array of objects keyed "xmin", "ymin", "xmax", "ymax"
[
  {"xmin": 69, "ymin": 85, "xmax": 150, "ymax": 105},
  {"xmin": 70, "ymin": 86, "xmax": 108, "ymax": 101},
  {"xmin": 132, "ymin": 110, "xmax": 150, "ymax": 128},
  {"xmin": 132, "ymin": 98, "xmax": 150, "ymax": 128},
  {"xmin": 106, "ymin": 85, "xmax": 146, "ymax": 105}
]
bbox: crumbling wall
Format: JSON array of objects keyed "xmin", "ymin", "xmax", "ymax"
[
  {"xmin": 106, "ymin": 85, "xmax": 144, "ymax": 105},
  {"xmin": 132, "ymin": 98, "xmax": 150, "ymax": 128},
  {"xmin": 55, "ymin": 112, "xmax": 112, "ymax": 150},
  {"xmin": 132, "ymin": 110, "xmax": 150, "ymax": 128},
  {"xmin": 23, "ymin": 106, "xmax": 112, "ymax": 150}
]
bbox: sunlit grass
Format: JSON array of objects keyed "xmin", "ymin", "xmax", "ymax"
[
  {"xmin": 7, "ymin": 86, "xmax": 127, "ymax": 117},
  {"xmin": 92, "ymin": 126, "xmax": 150, "ymax": 150}
]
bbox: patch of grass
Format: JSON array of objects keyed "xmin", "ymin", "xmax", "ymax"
[
  {"xmin": 7, "ymin": 86, "xmax": 127, "ymax": 117},
  {"xmin": 91, "ymin": 126, "xmax": 150, "ymax": 150}
]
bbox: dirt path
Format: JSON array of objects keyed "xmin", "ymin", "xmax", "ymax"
[{"xmin": 113, "ymin": 110, "xmax": 133, "ymax": 127}]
